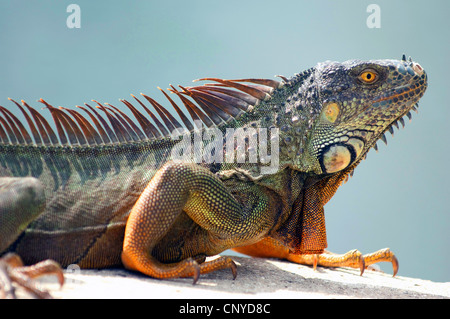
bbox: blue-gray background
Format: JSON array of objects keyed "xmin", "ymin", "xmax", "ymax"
[{"xmin": 0, "ymin": 1, "xmax": 448, "ymax": 282}]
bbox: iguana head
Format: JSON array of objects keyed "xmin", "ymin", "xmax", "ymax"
[{"xmin": 285, "ymin": 56, "xmax": 428, "ymax": 175}]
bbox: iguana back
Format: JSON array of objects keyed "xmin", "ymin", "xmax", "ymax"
[{"xmin": 0, "ymin": 79, "xmax": 283, "ymax": 266}]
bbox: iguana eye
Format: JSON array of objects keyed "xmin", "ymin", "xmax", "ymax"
[{"xmin": 359, "ymin": 70, "xmax": 378, "ymax": 83}]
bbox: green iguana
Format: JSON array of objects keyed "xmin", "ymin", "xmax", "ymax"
[{"xmin": 0, "ymin": 55, "xmax": 427, "ymax": 298}]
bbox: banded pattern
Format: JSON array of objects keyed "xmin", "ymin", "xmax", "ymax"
[{"xmin": 0, "ymin": 78, "xmax": 282, "ymax": 148}]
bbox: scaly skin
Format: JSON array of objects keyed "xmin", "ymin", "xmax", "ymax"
[{"xmin": 0, "ymin": 56, "xmax": 427, "ymax": 297}]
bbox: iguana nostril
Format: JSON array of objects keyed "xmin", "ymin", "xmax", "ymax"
[{"xmin": 412, "ymin": 62, "xmax": 424, "ymax": 75}]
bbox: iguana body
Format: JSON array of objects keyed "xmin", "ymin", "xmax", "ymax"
[{"xmin": 0, "ymin": 56, "xmax": 427, "ymax": 297}]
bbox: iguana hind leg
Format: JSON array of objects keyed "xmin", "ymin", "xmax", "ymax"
[
  {"xmin": 233, "ymin": 237, "xmax": 399, "ymax": 276},
  {"xmin": 121, "ymin": 161, "xmax": 264, "ymax": 283}
]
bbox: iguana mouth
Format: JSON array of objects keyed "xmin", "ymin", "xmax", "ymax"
[{"xmin": 374, "ymin": 83, "xmax": 420, "ymax": 104}]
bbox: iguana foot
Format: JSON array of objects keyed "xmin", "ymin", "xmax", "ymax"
[
  {"xmin": 121, "ymin": 253, "xmax": 237, "ymax": 284},
  {"xmin": 287, "ymin": 248, "xmax": 399, "ymax": 276},
  {"xmin": 0, "ymin": 253, "xmax": 64, "ymax": 299},
  {"xmin": 188, "ymin": 256, "xmax": 237, "ymax": 283},
  {"xmin": 233, "ymin": 238, "xmax": 399, "ymax": 276}
]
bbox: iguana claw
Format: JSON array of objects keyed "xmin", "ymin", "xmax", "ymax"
[
  {"xmin": 191, "ymin": 260, "xmax": 201, "ymax": 285},
  {"xmin": 359, "ymin": 255, "xmax": 366, "ymax": 276},
  {"xmin": 230, "ymin": 260, "xmax": 238, "ymax": 280}
]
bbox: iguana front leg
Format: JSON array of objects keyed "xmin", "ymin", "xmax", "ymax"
[
  {"xmin": 0, "ymin": 177, "xmax": 64, "ymax": 298},
  {"xmin": 233, "ymin": 237, "xmax": 399, "ymax": 276},
  {"xmin": 121, "ymin": 161, "xmax": 272, "ymax": 283},
  {"xmin": 233, "ymin": 176, "xmax": 399, "ymax": 277}
]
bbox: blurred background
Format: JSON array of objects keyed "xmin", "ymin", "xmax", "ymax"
[{"xmin": 0, "ymin": 0, "xmax": 448, "ymax": 282}]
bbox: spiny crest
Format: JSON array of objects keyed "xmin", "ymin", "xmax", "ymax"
[{"xmin": 0, "ymin": 78, "xmax": 283, "ymax": 147}]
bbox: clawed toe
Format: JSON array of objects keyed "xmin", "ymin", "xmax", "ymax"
[
  {"xmin": 317, "ymin": 248, "xmax": 399, "ymax": 276},
  {"xmin": 362, "ymin": 248, "xmax": 398, "ymax": 276}
]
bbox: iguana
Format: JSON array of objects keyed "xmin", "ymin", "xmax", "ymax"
[{"xmin": 0, "ymin": 55, "xmax": 427, "ymax": 298}]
